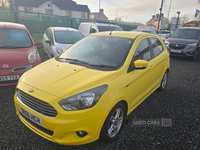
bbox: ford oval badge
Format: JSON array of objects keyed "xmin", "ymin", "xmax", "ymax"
[{"xmin": 29, "ymin": 89, "xmax": 34, "ymax": 93}]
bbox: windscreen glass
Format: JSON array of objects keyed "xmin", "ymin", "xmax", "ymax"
[
  {"xmin": 58, "ymin": 36, "xmax": 134, "ymax": 70},
  {"xmin": 55, "ymin": 31, "xmax": 84, "ymax": 44},
  {"xmin": 171, "ymin": 29, "xmax": 200, "ymax": 39},
  {"xmin": 0, "ymin": 29, "xmax": 32, "ymax": 48}
]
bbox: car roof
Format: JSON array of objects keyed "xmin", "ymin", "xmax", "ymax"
[
  {"xmin": 177, "ymin": 27, "xmax": 200, "ymax": 30},
  {"xmin": 137, "ymin": 26, "xmax": 156, "ymax": 31},
  {"xmin": 80, "ymin": 22, "xmax": 120, "ymax": 27},
  {"xmin": 90, "ymin": 31, "xmax": 158, "ymax": 39},
  {"xmin": 0, "ymin": 22, "xmax": 26, "ymax": 30},
  {"xmin": 51, "ymin": 27, "xmax": 79, "ymax": 32}
]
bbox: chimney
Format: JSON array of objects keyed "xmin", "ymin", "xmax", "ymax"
[
  {"xmin": 152, "ymin": 15, "xmax": 155, "ymax": 19},
  {"xmin": 161, "ymin": 13, "xmax": 164, "ymax": 18},
  {"xmin": 100, "ymin": 9, "xmax": 104, "ymax": 14},
  {"xmin": 156, "ymin": 14, "xmax": 159, "ymax": 18}
]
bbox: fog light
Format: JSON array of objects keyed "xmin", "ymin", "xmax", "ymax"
[{"xmin": 76, "ymin": 131, "xmax": 88, "ymax": 137}]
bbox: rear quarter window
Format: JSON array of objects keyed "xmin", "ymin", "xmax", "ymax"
[{"xmin": 150, "ymin": 38, "xmax": 164, "ymax": 58}]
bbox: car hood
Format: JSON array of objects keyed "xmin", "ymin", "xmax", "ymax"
[
  {"xmin": 0, "ymin": 47, "xmax": 35, "ymax": 69},
  {"xmin": 20, "ymin": 59, "xmax": 118, "ymax": 99},
  {"xmin": 55, "ymin": 43, "xmax": 72, "ymax": 51},
  {"xmin": 166, "ymin": 38, "xmax": 198, "ymax": 44}
]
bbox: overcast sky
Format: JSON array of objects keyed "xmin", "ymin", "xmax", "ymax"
[{"xmin": 75, "ymin": 0, "xmax": 199, "ymax": 24}]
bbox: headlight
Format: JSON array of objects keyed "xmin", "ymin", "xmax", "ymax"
[
  {"xmin": 57, "ymin": 48, "xmax": 63, "ymax": 54},
  {"xmin": 165, "ymin": 41, "xmax": 169, "ymax": 45},
  {"xmin": 58, "ymin": 85, "xmax": 108, "ymax": 111},
  {"xmin": 28, "ymin": 51, "xmax": 37, "ymax": 63},
  {"xmin": 187, "ymin": 43, "xmax": 196, "ymax": 48}
]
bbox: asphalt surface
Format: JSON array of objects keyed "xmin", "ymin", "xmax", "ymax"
[{"xmin": 0, "ymin": 54, "xmax": 200, "ymax": 150}]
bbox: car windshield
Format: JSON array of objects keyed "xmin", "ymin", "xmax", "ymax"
[
  {"xmin": 97, "ymin": 26, "xmax": 123, "ymax": 32},
  {"xmin": 171, "ymin": 29, "xmax": 200, "ymax": 39},
  {"xmin": 0, "ymin": 29, "xmax": 32, "ymax": 48},
  {"xmin": 54, "ymin": 31, "xmax": 84, "ymax": 44},
  {"xmin": 58, "ymin": 36, "xmax": 134, "ymax": 70}
]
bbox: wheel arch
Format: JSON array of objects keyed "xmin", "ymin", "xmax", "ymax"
[{"xmin": 114, "ymin": 100, "xmax": 128, "ymax": 116}]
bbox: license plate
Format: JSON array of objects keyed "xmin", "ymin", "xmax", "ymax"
[
  {"xmin": 0, "ymin": 75, "xmax": 20, "ymax": 81},
  {"xmin": 171, "ymin": 49, "xmax": 181, "ymax": 53},
  {"xmin": 20, "ymin": 106, "xmax": 43, "ymax": 126}
]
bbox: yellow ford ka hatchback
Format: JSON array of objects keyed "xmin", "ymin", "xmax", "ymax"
[{"xmin": 14, "ymin": 31, "xmax": 170, "ymax": 145}]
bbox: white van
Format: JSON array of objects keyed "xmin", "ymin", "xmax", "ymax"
[{"xmin": 78, "ymin": 22, "xmax": 123, "ymax": 36}]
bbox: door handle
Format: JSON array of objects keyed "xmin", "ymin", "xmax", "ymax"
[{"xmin": 149, "ymin": 65, "xmax": 154, "ymax": 70}]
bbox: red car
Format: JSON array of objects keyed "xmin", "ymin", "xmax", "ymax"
[{"xmin": 0, "ymin": 22, "xmax": 42, "ymax": 86}]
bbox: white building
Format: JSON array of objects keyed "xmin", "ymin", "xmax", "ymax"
[{"xmin": 14, "ymin": 0, "xmax": 90, "ymax": 19}]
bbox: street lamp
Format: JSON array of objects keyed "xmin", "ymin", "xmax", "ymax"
[
  {"xmin": 175, "ymin": 11, "xmax": 181, "ymax": 29},
  {"xmin": 99, "ymin": 0, "xmax": 101, "ymax": 19}
]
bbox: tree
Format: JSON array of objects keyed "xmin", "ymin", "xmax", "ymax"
[
  {"xmin": 182, "ymin": 14, "xmax": 189, "ymax": 23},
  {"xmin": 115, "ymin": 16, "xmax": 123, "ymax": 22},
  {"xmin": 0, "ymin": 0, "xmax": 12, "ymax": 9}
]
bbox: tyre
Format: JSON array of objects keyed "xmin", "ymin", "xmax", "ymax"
[
  {"xmin": 100, "ymin": 103, "xmax": 126, "ymax": 142},
  {"xmin": 158, "ymin": 71, "xmax": 168, "ymax": 91}
]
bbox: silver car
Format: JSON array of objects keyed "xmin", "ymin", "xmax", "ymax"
[{"xmin": 42, "ymin": 27, "xmax": 84, "ymax": 58}]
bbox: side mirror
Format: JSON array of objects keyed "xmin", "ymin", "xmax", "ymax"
[
  {"xmin": 134, "ymin": 60, "xmax": 149, "ymax": 69},
  {"xmin": 128, "ymin": 59, "xmax": 149, "ymax": 73},
  {"xmin": 45, "ymin": 40, "xmax": 52, "ymax": 46},
  {"xmin": 35, "ymin": 41, "xmax": 42, "ymax": 45}
]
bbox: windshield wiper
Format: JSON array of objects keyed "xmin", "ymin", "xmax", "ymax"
[
  {"xmin": 65, "ymin": 58, "xmax": 90, "ymax": 65},
  {"xmin": 89, "ymin": 64, "xmax": 117, "ymax": 68}
]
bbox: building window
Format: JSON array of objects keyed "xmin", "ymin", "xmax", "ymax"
[
  {"xmin": 81, "ymin": 12, "xmax": 86, "ymax": 18},
  {"xmin": 90, "ymin": 14, "xmax": 94, "ymax": 19},
  {"xmin": 45, "ymin": 9, "xmax": 53, "ymax": 15},
  {"xmin": 24, "ymin": 6, "xmax": 33, "ymax": 12},
  {"xmin": 66, "ymin": 10, "xmax": 72, "ymax": 17}
]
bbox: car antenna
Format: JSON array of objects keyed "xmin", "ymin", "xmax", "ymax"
[{"xmin": 109, "ymin": 30, "xmax": 113, "ymax": 35}]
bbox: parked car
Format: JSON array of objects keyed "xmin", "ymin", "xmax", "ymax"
[
  {"xmin": 133, "ymin": 26, "xmax": 157, "ymax": 34},
  {"xmin": 165, "ymin": 27, "xmax": 200, "ymax": 60},
  {"xmin": 131, "ymin": 26, "xmax": 158, "ymax": 36},
  {"xmin": 78, "ymin": 22, "xmax": 123, "ymax": 36},
  {"xmin": 0, "ymin": 22, "xmax": 42, "ymax": 86},
  {"xmin": 157, "ymin": 30, "xmax": 172, "ymax": 39},
  {"xmin": 14, "ymin": 31, "xmax": 170, "ymax": 145},
  {"xmin": 131, "ymin": 27, "xmax": 166, "ymax": 42},
  {"xmin": 42, "ymin": 27, "xmax": 84, "ymax": 58},
  {"xmin": 131, "ymin": 29, "xmax": 157, "ymax": 35}
]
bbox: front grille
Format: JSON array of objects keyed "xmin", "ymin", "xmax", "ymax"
[
  {"xmin": 17, "ymin": 89, "xmax": 58, "ymax": 117},
  {"xmin": 12, "ymin": 65, "xmax": 32, "ymax": 72},
  {"xmin": 169, "ymin": 43, "xmax": 186, "ymax": 50},
  {"xmin": 20, "ymin": 112, "xmax": 54, "ymax": 136}
]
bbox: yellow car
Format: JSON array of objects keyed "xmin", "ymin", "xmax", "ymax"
[{"xmin": 14, "ymin": 31, "xmax": 170, "ymax": 145}]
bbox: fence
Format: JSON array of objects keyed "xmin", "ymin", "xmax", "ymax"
[{"xmin": 0, "ymin": 9, "xmax": 137, "ymax": 36}]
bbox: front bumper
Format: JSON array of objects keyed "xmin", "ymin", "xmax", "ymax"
[
  {"xmin": 14, "ymin": 82, "xmax": 108, "ymax": 145},
  {"xmin": 0, "ymin": 62, "xmax": 40, "ymax": 86},
  {"xmin": 166, "ymin": 45, "xmax": 197, "ymax": 58}
]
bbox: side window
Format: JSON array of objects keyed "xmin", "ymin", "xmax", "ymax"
[
  {"xmin": 150, "ymin": 38, "xmax": 164, "ymax": 58},
  {"xmin": 90, "ymin": 26, "xmax": 97, "ymax": 33},
  {"xmin": 133, "ymin": 38, "xmax": 151, "ymax": 61}
]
